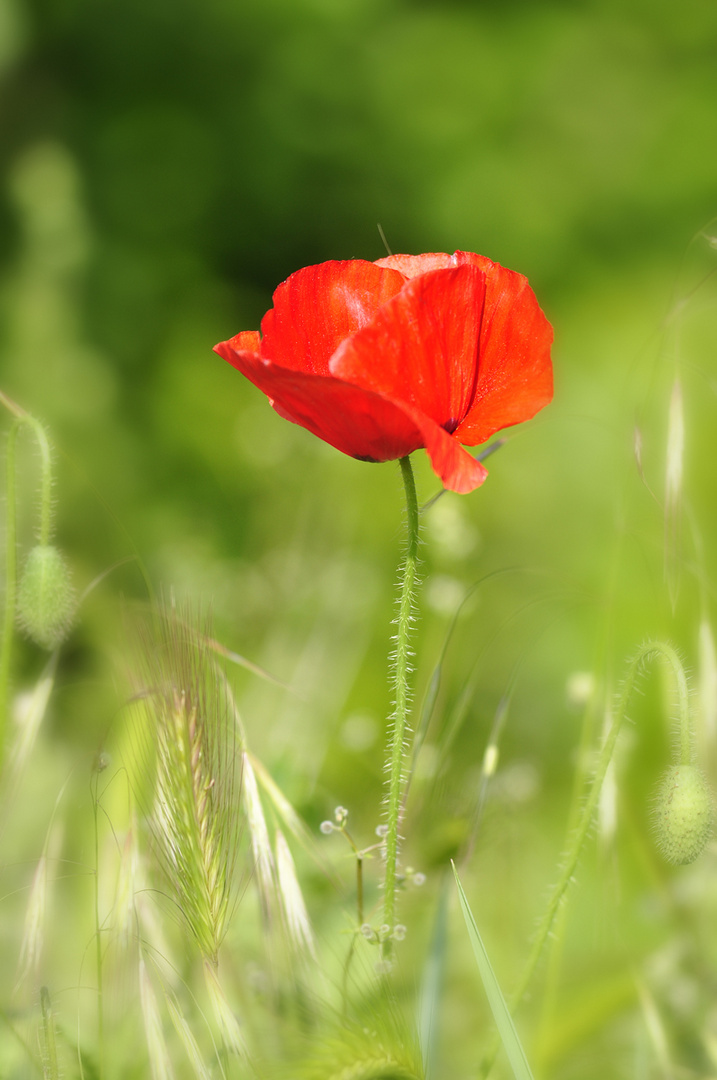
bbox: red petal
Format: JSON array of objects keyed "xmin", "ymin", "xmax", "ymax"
[
  {"xmin": 218, "ymin": 330, "xmax": 261, "ymax": 355},
  {"xmin": 405, "ymin": 407, "xmax": 489, "ymax": 493},
  {"xmin": 258, "ymin": 260, "xmax": 406, "ymax": 376},
  {"xmin": 330, "ymin": 265, "xmax": 485, "ymax": 429},
  {"xmin": 214, "ymin": 342, "xmax": 423, "ymax": 462},
  {"xmin": 450, "ymin": 253, "xmax": 553, "ymax": 444}
]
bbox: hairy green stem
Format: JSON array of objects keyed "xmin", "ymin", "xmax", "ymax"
[
  {"xmin": 382, "ymin": 455, "xmax": 420, "ymax": 959},
  {"xmin": 26, "ymin": 416, "xmax": 53, "ymax": 547},
  {"xmin": 0, "ymin": 393, "xmax": 53, "ymax": 543},
  {"xmin": 479, "ymin": 639, "xmax": 692, "ymax": 1078},
  {"xmin": 0, "ymin": 410, "xmax": 54, "ymax": 770}
]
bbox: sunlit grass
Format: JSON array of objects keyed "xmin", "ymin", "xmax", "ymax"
[
  {"xmin": 1, "ymin": 27, "xmax": 717, "ymax": 1069},
  {"xmin": 2, "ymin": 305, "xmax": 717, "ymax": 1076}
]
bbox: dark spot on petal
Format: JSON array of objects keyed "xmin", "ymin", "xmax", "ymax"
[
  {"xmin": 354, "ymin": 454, "xmax": 380, "ymax": 463},
  {"xmin": 442, "ymin": 418, "xmax": 460, "ymax": 434}
]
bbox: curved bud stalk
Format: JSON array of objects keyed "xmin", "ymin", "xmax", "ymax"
[
  {"xmin": 479, "ymin": 639, "xmax": 712, "ymax": 1079},
  {"xmin": 0, "ymin": 393, "xmax": 62, "ymax": 772}
]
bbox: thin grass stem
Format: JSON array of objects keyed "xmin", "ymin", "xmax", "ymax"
[
  {"xmin": 479, "ymin": 640, "xmax": 692, "ymax": 1078},
  {"xmin": 92, "ymin": 772, "xmax": 105, "ymax": 1080},
  {"xmin": 40, "ymin": 986, "xmax": 60, "ymax": 1080},
  {"xmin": 0, "ymin": 423, "xmax": 19, "ymax": 769}
]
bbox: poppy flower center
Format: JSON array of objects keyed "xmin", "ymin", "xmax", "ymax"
[{"xmin": 442, "ymin": 418, "xmax": 460, "ymax": 434}]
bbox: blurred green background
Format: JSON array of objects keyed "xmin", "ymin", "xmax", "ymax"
[{"xmin": 1, "ymin": 0, "xmax": 717, "ymax": 1076}]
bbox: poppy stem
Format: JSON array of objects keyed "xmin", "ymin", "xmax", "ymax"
[{"xmin": 382, "ymin": 454, "xmax": 420, "ymax": 961}]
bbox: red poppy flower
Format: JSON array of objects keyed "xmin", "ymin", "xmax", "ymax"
[{"xmin": 214, "ymin": 251, "xmax": 553, "ymax": 494}]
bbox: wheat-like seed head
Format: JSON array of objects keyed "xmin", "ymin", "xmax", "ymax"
[
  {"xmin": 127, "ymin": 603, "xmax": 243, "ymax": 965},
  {"xmin": 240, "ymin": 749, "xmax": 275, "ymax": 918},
  {"xmin": 275, "ymin": 828, "xmax": 316, "ymax": 961},
  {"xmin": 291, "ymin": 1008, "xmax": 424, "ymax": 1080}
]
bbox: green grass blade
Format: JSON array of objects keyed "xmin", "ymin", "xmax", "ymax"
[
  {"xmin": 418, "ymin": 873, "xmax": 450, "ymax": 1078},
  {"xmin": 451, "ymin": 862, "xmax": 535, "ymax": 1080},
  {"xmin": 40, "ymin": 986, "xmax": 60, "ymax": 1080}
]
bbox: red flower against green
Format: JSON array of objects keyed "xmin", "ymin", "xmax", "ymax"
[{"xmin": 214, "ymin": 251, "xmax": 553, "ymax": 494}]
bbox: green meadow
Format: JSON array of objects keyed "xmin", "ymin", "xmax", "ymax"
[{"xmin": 1, "ymin": 1, "xmax": 717, "ymax": 1076}]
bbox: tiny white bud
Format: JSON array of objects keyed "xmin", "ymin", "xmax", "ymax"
[
  {"xmin": 375, "ymin": 824, "xmax": 388, "ymax": 838},
  {"xmin": 319, "ymin": 821, "xmax": 334, "ymax": 835},
  {"xmin": 393, "ymin": 924, "xmax": 407, "ymax": 941},
  {"xmin": 360, "ymin": 923, "xmax": 374, "ymax": 939},
  {"xmin": 412, "ymin": 872, "xmax": 426, "ymax": 887}
]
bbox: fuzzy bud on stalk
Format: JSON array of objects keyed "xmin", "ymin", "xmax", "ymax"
[
  {"xmin": 653, "ymin": 765, "xmax": 713, "ymax": 865},
  {"xmin": 17, "ymin": 545, "xmax": 76, "ymax": 650}
]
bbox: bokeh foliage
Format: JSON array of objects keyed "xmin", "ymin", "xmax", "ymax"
[{"xmin": 1, "ymin": 0, "xmax": 717, "ymax": 1076}]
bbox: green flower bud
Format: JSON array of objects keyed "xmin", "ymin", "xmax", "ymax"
[
  {"xmin": 17, "ymin": 545, "xmax": 76, "ymax": 651},
  {"xmin": 653, "ymin": 765, "xmax": 713, "ymax": 865}
]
